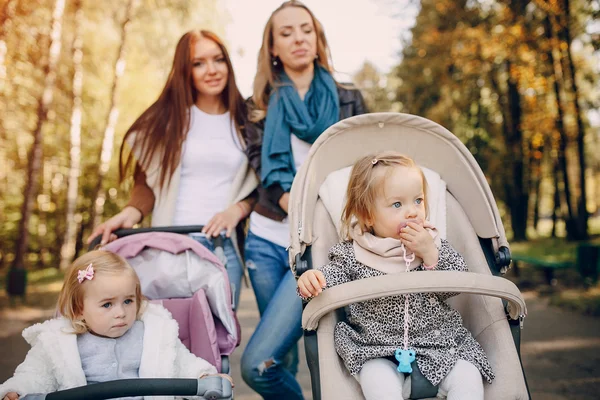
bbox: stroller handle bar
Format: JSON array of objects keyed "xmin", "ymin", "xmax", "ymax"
[
  {"xmin": 88, "ymin": 225, "xmax": 213, "ymax": 251},
  {"xmin": 23, "ymin": 376, "xmax": 232, "ymax": 400},
  {"xmin": 302, "ymin": 271, "xmax": 526, "ymax": 331}
]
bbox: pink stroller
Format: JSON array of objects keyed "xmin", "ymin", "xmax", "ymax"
[
  {"xmin": 104, "ymin": 231, "xmax": 240, "ymax": 374},
  {"xmin": 32, "ymin": 228, "xmax": 239, "ymax": 399}
]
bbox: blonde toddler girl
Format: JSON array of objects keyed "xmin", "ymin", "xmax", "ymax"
[
  {"xmin": 297, "ymin": 151, "xmax": 494, "ymax": 400},
  {"xmin": 1, "ymin": 250, "xmax": 231, "ymax": 400}
]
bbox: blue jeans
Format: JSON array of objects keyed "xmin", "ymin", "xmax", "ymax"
[
  {"xmin": 190, "ymin": 233, "xmax": 243, "ymax": 309},
  {"xmin": 241, "ymin": 230, "xmax": 304, "ymax": 400}
]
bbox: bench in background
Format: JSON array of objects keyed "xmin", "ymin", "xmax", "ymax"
[{"xmin": 511, "ymin": 243, "xmax": 600, "ymax": 286}]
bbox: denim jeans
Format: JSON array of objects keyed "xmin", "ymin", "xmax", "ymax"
[
  {"xmin": 241, "ymin": 230, "xmax": 304, "ymax": 400},
  {"xmin": 189, "ymin": 233, "xmax": 243, "ymax": 309}
]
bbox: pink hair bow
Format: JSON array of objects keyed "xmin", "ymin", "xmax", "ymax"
[{"xmin": 77, "ymin": 263, "xmax": 94, "ymax": 283}]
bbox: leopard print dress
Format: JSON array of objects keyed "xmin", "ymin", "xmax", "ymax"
[{"xmin": 313, "ymin": 239, "xmax": 495, "ymax": 386}]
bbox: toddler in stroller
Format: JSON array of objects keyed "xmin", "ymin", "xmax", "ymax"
[
  {"xmin": 298, "ymin": 151, "xmax": 494, "ymax": 399},
  {"xmin": 287, "ymin": 113, "xmax": 528, "ymax": 399},
  {"xmin": 0, "ymin": 249, "xmax": 232, "ymax": 400},
  {"xmin": 102, "ymin": 228, "xmax": 241, "ymax": 374}
]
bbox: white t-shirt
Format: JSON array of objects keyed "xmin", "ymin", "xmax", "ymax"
[
  {"xmin": 249, "ymin": 134, "xmax": 311, "ymax": 248},
  {"xmin": 172, "ymin": 106, "xmax": 244, "ymax": 226}
]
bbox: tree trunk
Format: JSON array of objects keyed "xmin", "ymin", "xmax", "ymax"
[
  {"xmin": 531, "ymin": 141, "xmax": 544, "ymax": 233},
  {"xmin": 505, "ymin": 61, "xmax": 528, "ymax": 241},
  {"xmin": 59, "ymin": 0, "xmax": 84, "ymax": 270},
  {"xmin": 83, "ymin": 0, "xmax": 135, "ymax": 243},
  {"xmin": 551, "ymin": 156, "xmax": 561, "ymax": 238},
  {"xmin": 559, "ymin": 1, "xmax": 589, "ymax": 239},
  {"xmin": 489, "ymin": 64, "xmax": 527, "ymax": 241},
  {"xmin": 488, "ymin": 0, "xmax": 529, "ymax": 242},
  {"xmin": 504, "ymin": 0, "xmax": 529, "ymax": 241},
  {"xmin": 11, "ymin": 0, "xmax": 66, "ymax": 271},
  {"xmin": 545, "ymin": 15, "xmax": 578, "ymax": 239}
]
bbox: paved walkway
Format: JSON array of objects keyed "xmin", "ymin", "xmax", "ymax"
[
  {"xmin": 519, "ymin": 292, "xmax": 600, "ymax": 400},
  {"xmin": 1, "ymin": 289, "xmax": 599, "ymax": 399}
]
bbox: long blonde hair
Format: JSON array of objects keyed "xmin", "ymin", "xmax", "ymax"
[
  {"xmin": 341, "ymin": 151, "xmax": 429, "ymax": 239},
  {"xmin": 57, "ymin": 250, "xmax": 144, "ymax": 334},
  {"xmin": 251, "ymin": 0, "xmax": 334, "ymax": 122}
]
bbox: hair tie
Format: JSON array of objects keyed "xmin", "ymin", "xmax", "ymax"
[{"xmin": 77, "ymin": 263, "xmax": 94, "ymax": 283}]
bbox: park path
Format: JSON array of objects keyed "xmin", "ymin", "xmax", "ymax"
[{"xmin": 1, "ymin": 289, "xmax": 599, "ymax": 399}]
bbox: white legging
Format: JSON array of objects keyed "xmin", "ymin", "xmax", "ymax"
[{"xmin": 357, "ymin": 358, "xmax": 484, "ymax": 400}]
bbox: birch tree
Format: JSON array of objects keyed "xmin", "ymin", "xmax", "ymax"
[
  {"xmin": 59, "ymin": 0, "xmax": 84, "ymax": 269},
  {"xmin": 11, "ymin": 0, "xmax": 65, "ymax": 272},
  {"xmin": 88, "ymin": 0, "xmax": 136, "ymax": 232}
]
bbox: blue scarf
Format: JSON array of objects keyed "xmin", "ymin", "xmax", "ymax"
[{"xmin": 261, "ymin": 65, "xmax": 339, "ymax": 191}]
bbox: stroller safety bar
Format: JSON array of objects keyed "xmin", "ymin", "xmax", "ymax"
[
  {"xmin": 88, "ymin": 225, "xmax": 210, "ymax": 250},
  {"xmin": 23, "ymin": 377, "xmax": 233, "ymax": 400},
  {"xmin": 302, "ymin": 271, "xmax": 526, "ymax": 331}
]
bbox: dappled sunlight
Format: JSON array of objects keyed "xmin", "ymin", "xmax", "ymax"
[{"xmin": 522, "ymin": 337, "xmax": 600, "ymax": 355}]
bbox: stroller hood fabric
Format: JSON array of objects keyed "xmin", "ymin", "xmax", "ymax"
[
  {"xmin": 104, "ymin": 232, "xmax": 238, "ymax": 353},
  {"xmin": 288, "ymin": 112, "xmax": 509, "ymax": 274}
]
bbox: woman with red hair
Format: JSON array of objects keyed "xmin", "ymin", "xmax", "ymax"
[{"xmin": 89, "ymin": 30, "xmax": 257, "ymax": 309}]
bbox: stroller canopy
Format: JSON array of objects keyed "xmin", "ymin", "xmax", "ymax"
[
  {"xmin": 288, "ymin": 112, "xmax": 509, "ymax": 273},
  {"xmin": 104, "ymin": 232, "xmax": 237, "ymax": 343}
]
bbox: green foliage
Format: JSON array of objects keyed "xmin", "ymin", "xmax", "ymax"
[
  {"xmin": 510, "ymin": 237, "xmax": 579, "ymax": 263},
  {"xmin": 550, "ymin": 288, "xmax": 600, "ymax": 316}
]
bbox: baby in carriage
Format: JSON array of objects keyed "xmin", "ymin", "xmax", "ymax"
[
  {"xmin": 297, "ymin": 151, "xmax": 494, "ymax": 400},
  {"xmin": 0, "ymin": 250, "xmax": 232, "ymax": 400}
]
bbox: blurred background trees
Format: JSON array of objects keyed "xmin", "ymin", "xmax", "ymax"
[
  {"xmin": 360, "ymin": 0, "xmax": 599, "ymax": 242},
  {"xmin": 0, "ymin": 0, "xmax": 223, "ymax": 271},
  {"xmin": 0, "ymin": 0, "xmax": 599, "ymax": 275}
]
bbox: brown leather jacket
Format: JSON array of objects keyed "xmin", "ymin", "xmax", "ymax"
[{"xmin": 245, "ymin": 85, "xmax": 368, "ymax": 222}]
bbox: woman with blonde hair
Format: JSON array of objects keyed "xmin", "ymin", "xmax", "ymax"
[
  {"xmin": 241, "ymin": 2, "xmax": 367, "ymax": 398},
  {"xmin": 88, "ymin": 30, "xmax": 257, "ymax": 308}
]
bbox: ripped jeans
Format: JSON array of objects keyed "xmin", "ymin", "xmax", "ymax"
[{"xmin": 241, "ymin": 230, "xmax": 305, "ymax": 400}]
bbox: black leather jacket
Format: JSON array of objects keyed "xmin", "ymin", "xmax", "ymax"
[{"xmin": 245, "ymin": 85, "xmax": 368, "ymax": 222}]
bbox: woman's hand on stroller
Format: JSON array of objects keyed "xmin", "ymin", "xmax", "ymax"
[
  {"xmin": 87, "ymin": 206, "xmax": 143, "ymax": 245},
  {"xmin": 202, "ymin": 373, "xmax": 234, "ymax": 388},
  {"xmin": 298, "ymin": 270, "xmax": 327, "ymax": 299},
  {"xmin": 2, "ymin": 392, "xmax": 19, "ymax": 400},
  {"xmin": 202, "ymin": 202, "xmax": 248, "ymax": 238}
]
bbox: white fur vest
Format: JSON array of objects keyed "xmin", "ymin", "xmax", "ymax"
[{"xmin": 0, "ymin": 303, "xmax": 216, "ymax": 399}]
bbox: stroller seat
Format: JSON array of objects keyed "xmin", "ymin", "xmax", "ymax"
[
  {"xmin": 155, "ymin": 290, "xmax": 222, "ymax": 373},
  {"xmin": 287, "ymin": 113, "xmax": 529, "ymax": 399},
  {"xmin": 104, "ymin": 231, "xmax": 240, "ymax": 373}
]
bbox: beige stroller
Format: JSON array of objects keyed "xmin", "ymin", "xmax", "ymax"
[{"xmin": 288, "ymin": 113, "xmax": 529, "ymax": 399}]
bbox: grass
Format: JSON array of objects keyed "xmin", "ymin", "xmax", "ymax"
[
  {"xmin": 0, "ymin": 268, "xmax": 64, "ymax": 310},
  {"xmin": 0, "ymin": 267, "xmax": 64, "ymax": 289},
  {"xmin": 510, "ymin": 237, "xmax": 579, "ymax": 263},
  {"xmin": 506, "ymin": 236, "xmax": 600, "ymax": 310},
  {"xmin": 549, "ymin": 286, "xmax": 600, "ymax": 317}
]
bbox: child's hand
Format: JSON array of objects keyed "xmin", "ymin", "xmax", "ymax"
[
  {"xmin": 399, "ymin": 221, "xmax": 438, "ymax": 267},
  {"xmin": 298, "ymin": 270, "xmax": 326, "ymax": 299},
  {"xmin": 3, "ymin": 392, "xmax": 19, "ymax": 400},
  {"xmin": 201, "ymin": 373, "xmax": 234, "ymax": 387}
]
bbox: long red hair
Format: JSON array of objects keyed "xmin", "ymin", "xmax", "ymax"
[{"xmin": 120, "ymin": 30, "xmax": 246, "ymax": 189}]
